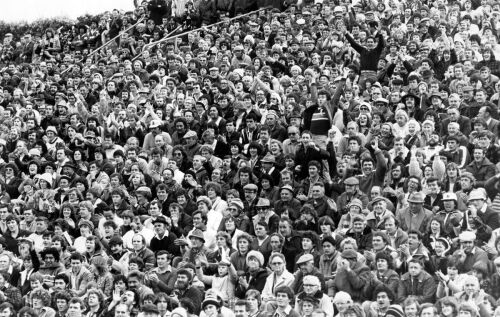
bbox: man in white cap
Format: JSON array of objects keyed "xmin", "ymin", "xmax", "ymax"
[
  {"xmin": 452, "ymin": 231, "xmax": 488, "ymax": 273},
  {"xmin": 435, "ymin": 192, "xmax": 462, "ymax": 237},
  {"xmin": 465, "ymin": 189, "xmax": 500, "ymax": 241}
]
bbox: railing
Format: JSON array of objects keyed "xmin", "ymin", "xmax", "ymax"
[
  {"xmin": 61, "ymin": 16, "xmax": 145, "ymax": 74},
  {"xmin": 131, "ymin": 7, "xmax": 271, "ymax": 61}
]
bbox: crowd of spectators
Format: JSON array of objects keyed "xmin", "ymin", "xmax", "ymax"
[{"xmin": 0, "ymin": 0, "xmax": 500, "ymax": 317}]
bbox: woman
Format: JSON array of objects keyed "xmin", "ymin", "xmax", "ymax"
[
  {"xmin": 73, "ymin": 149, "xmax": 89, "ymax": 176},
  {"xmin": 293, "ymin": 231, "xmax": 321, "ymax": 270},
  {"xmin": 437, "ymin": 296, "xmax": 459, "ymax": 317},
  {"xmin": 59, "ymin": 203, "xmax": 77, "ymax": 233},
  {"xmin": 262, "ymin": 253, "xmax": 294, "ymax": 302},
  {"xmin": 205, "ymin": 182, "xmax": 228, "ymax": 216},
  {"xmin": 419, "ymin": 120, "xmax": 436, "ymax": 147},
  {"xmin": 0, "ymin": 303, "xmax": 16, "ymax": 317},
  {"xmin": 1, "ymin": 163, "xmax": 22, "ymax": 199},
  {"xmin": 90, "ymin": 256, "xmax": 113, "ymax": 298},
  {"xmin": 404, "ymin": 119, "xmax": 422, "ymax": 149},
  {"xmin": 424, "ymin": 217, "xmax": 448, "ymax": 253},
  {"xmin": 207, "ymin": 231, "xmax": 236, "ymax": 269},
  {"xmin": 297, "ymin": 295, "xmax": 320, "ymax": 317},
  {"xmin": 247, "ymin": 142, "xmax": 263, "ymax": 174},
  {"xmin": 454, "ymin": 275, "xmax": 488, "ymax": 305},
  {"xmin": 222, "ymin": 216, "xmax": 245, "ymax": 250},
  {"xmin": 269, "ymin": 139, "xmax": 285, "ymax": 170},
  {"xmin": 332, "ymin": 292, "xmax": 353, "ymax": 317},
  {"xmin": 357, "ymin": 113, "xmax": 372, "ymax": 136},
  {"xmin": 373, "ymin": 252, "xmax": 400, "ymax": 296},
  {"xmin": 392, "ymin": 109, "xmax": 410, "ymax": 139},
  {"xmin": 259, "ymin": 174, "xmax": 279, "ymax": 205}
]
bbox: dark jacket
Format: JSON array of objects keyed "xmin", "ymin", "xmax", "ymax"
[
  {"xmin": 333, "ymin": 262, "xmax": 372, "ymax": 301},
  {"xmin": 397, "ymin": 270, "xmax": 437, "ymax": 304},
  {"xmin": 235, "ymin": 268, "xmax": 268, "ymax": 298},
  {"xmin": 150, "ymin": 232, "xmax": 181, "ymax": 257},
  {"xmin": 465, "ymin": 158, "xmax": 497, "ymax": 188}
]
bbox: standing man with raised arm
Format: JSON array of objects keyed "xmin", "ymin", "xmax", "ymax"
[{"xmin": 345, "ymin": 23, "xmax": 385, "ymax": 89}]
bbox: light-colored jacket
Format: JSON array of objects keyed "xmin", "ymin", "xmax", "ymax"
[{"xmin": 262, "ymin": 270, "xmax": 295, "ymax": 301}]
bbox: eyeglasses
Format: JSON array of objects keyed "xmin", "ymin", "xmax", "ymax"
[{"xmin": 174, "ymin": 153, "xmax": 182, "ymax": 156}]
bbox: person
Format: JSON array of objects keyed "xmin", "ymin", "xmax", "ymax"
[
  {"xmin": 262, "ymin": 253, "xmax": 294, "ymax": 303},
  {"xmin": 332, "ymin": 249, "xmax": 373, "ymax": 302},
  {"xmin": 0, "ymin": 271, "xmax": 22, "ymax": 309},
  {"xmin": 172, "ymin": 268, "xmax": 203, "ymax": 315},
  {"xmin": 396, "ymin": 259, "xmax": 437, "ymax": 304},
  {"xmin": 2, "ymin": 0, "xmax": 500, "ymax": 316},
  {"xmin": 294, "ymin": 275, "xmax": 334, "ymax": 317}
]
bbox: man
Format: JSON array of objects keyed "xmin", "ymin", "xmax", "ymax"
[
  {"xmin": 29, "ymin": 216, "xmax": 50, "ymax": 252},
  {"xmin": 108, "ymin": 236, "xmax": 131, "ymax": 276},
  {"xmin": 366, "ymin": 197, "xmax": 391, "ymax": 231},
  {"xmin": 274, "ymin": 185, "xmax": 302, "ymax": 221},
  {"xmin": 345, "ymin": 29, "xmax": 385, "ymax": 89},
  {"xmin": 455, "ymin": 172, "xmax": 475, "ymax": 211},
  {"xmin": 123, "ymin": 216, "xmax": 155, "ymax": 249},
  {"xmin": 67, "ymin": 253, "xmax": 94, "ymax": 296},
  {"xmin": 127, "ymin": 271, "xmax": 154, "ymax": 299},
  {"xmin": 131, "ymin": 234, "xmax": 156, "ymax": 270},
  {"xmin": 477, "ymin": 106, "xmax": 498, "ymax": 136},
  {"xmin": 283, "ymin": 126, "xmax": 301, "ymax": 156},
  {"xmin": 114, "ymin": 304, "xmax": 130, "ymax": 317},
  {"xmin": 423, "ymin": 177, "xmax": 444, "ymax": 212},
  {"xmin": 396, "ymin": 259, "xmax": 436, "ymax": 304},
  {"xmin": 172, "ymin": 268, "xmax": 203, "ymax": 315},
  {"xmin": 463, "ymin": 189, "xmax": 500, "ymax": 241},
  {"xmin": 305, "ymin": 183, "xmax": 338, "ymax": 221},
  {"xmin": 333, "ymin": 249, "xmax": 373, "ymax": 302},
  {"xmin": 292, "ymin": 254, "xmax": 326, "ymax": 295},
  {"xmin": 465, "ymin": 146, "xmax": 497, "ymax": 188},
  {"xmin": 252, "ymin": 198, "xmax": 280, "ymax": 235},
  {"xmin": 396, "ymin": 192, "xmax": 432, "ymax": 233},
  {"xmin": 149, "ymin": 216, "xmax": 181, "ymax": 257},
  {"xmin": 67, "ymin": 297, "xmax": 86, "ymax": 317},
  {"xmin": 294, "ymin": 275, "xmax": 334, "ymax": 317},
  {"xmin": 143, "ymin": 119, "xmax": 172, "ymax": 153},
  {"xmin": 265, "ymin": 111, "xmax": 287, "ymax": 142},
  {"xmin": 336, "ymin": 177, "xmax": 369, "ymax": 214},
  {"xmin": 278, "ymin": 217, "xmax": 303, "ymax": 273},
  {"xmin": 38, "ymin": 247, "xmax": 65, "ymax": 287},
  {"xmin": 357, "ymin": 138, "xmax": 387, "ymax": 193},
  {"xmin": 186, "ymin": 211, "xmax": 216, "ymax": 251},
  {"xmin": 363, "ymin": 284, "xmax": 396, "ymax": 317},
  {"xmin": 242, "ymin": 183, "xmax": 259, "ymax": 218},
  {"xmin": 345, "ymin": 215, "xmax": 373, "ymax": 252},
  {"xmin": 435, "ymin": 192, "xmax": 462, "ymax": 237},
  {"xmin": 146, "ymin": 250, "xmax": 177, "ymax": 294},
  {"xmin": 234, "ymin": 300, "xmax": 249, "ymax": 317}
]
